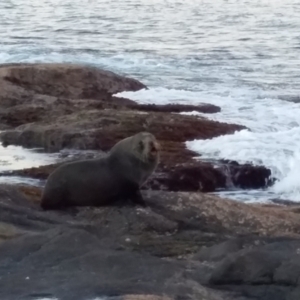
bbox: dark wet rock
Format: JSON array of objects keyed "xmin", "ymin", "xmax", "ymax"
[
  {"xmin": 109, "ymin": 296, "xmax": 173, "ymax": 300},
  {"xmin": 231, "ymin": 164, "xmax": 272, "ymax": 189},
  {"xmin": 128, "ymin": 103, "xmax": 221, "ymax": 114},
  {"xmin": 217, "ymin": 160, "xmax": 273, "ymax": 189},
  {"xmin": 145, "ymin": 162, "xmax": 226, "ymax": 192},
  {"xmin": 114, "ymin": 296, "xmax": 174, "ymax": 300},
  {"xmin": 270, "ymin": 198, "xmax": 300, "ymax": 206},
  {"xmin": 154, "ymin": 161, "xmax": 272, "ymax": 192}
]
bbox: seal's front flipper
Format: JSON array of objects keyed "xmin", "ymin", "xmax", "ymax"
[{"xmin": 131, "ymin": 190, "xmax": 147, "ymax": 207}]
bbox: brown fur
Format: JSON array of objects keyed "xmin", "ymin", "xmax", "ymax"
[{"xmin": 40, "ymin": 132, "xmax": 159, "ymax": 210}]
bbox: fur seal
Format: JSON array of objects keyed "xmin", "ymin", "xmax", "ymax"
[{"xmin": 40, "ymin": 132, "xmax": 159, "ymax": 210}]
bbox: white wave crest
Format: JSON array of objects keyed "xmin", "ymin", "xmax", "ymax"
[{"xmin": 117, "ymin": 87, "xmax": 300, "ymax": 202}]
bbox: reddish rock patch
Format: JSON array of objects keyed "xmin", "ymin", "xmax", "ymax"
[{"xmin": 18, "ymin": 185, "xmax": 42, "ymax": 203}]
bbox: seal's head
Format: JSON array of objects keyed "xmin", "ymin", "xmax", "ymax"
[
  {"xmin": 110, "ymin": 131, "xmax": 160, "ymax": 166},
  {"xmin": 108, "ymin": 132, "xmax": 160, "ymax": 186},
  {"xmin": 133, "ymin": 132, "xmax": 160, "ymax": 164}
]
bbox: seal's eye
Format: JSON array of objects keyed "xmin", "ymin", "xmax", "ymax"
[{"xmin": 138, "ymin": 141, "xmax": 144, "ymax": 151}]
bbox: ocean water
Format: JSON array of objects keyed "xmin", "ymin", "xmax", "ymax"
[{"xmin": 1, "ymin": 0, "xmax": 300, "ymax": 202}]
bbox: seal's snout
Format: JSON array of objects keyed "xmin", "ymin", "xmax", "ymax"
[{"xmin": 150, "ymin": 140, "xmax": 160, "ymax": 155}]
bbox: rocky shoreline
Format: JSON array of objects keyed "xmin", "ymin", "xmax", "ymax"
[{"xmin": 0, "ymin": 63, "xmax": 299, "ymax": 300}]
